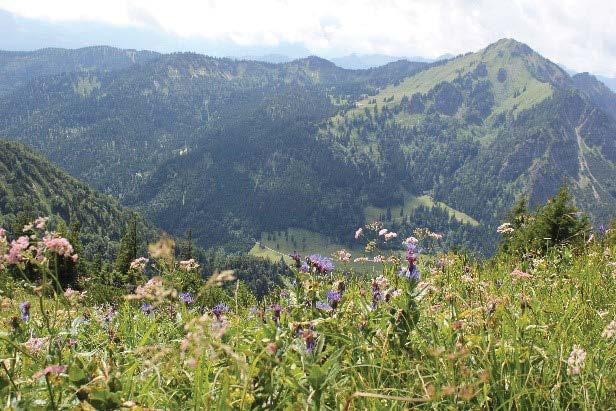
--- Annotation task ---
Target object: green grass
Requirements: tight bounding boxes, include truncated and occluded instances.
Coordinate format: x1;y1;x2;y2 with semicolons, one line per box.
364;193;480;226
2;232;616;409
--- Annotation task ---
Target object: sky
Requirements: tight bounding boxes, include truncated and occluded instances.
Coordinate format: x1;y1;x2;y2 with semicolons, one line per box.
0;0;615;77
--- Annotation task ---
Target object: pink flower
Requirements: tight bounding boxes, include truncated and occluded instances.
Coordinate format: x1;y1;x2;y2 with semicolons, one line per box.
510;269;533;281
378;228;388;236
7;236;29;264
335;249;351;262
33;364;67;379
179;259;200;271
0;228;6;239
403;237;418;245
354;228;363;239
384;232;398;241
130;257;149;271
34;217;49;230
43;235;74;257
23;337;48;354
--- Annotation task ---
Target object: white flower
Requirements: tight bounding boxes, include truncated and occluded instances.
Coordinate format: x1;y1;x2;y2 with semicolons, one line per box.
602;320;616;340
497;223;515;234
567;345;587;376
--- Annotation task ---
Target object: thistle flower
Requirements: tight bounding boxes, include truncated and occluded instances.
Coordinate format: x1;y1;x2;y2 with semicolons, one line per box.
567;345;587;376
212;303;230;321
20;301;31;322
179;292;194;305
271;304;282;323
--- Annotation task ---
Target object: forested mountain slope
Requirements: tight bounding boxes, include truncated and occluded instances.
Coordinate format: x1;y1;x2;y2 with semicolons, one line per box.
0;46;159;95
0;140;156;258
0;39;614;254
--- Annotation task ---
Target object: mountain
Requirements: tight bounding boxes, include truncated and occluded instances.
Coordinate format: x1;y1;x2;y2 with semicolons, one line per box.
572;72;616;120
0;39;614;254
595;75;616;92
0;140;156;258
330;53;453;70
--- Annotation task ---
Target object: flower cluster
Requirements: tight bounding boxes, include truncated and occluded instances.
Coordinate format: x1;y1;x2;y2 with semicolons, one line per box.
497;223;515;234
43;234;77;261
127;277;177;304
179;259;200;271
567;345;587;376
307;254;335;274
130;257;149;271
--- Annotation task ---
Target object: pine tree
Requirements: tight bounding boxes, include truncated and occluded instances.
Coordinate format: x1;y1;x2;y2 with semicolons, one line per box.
114;217;139;275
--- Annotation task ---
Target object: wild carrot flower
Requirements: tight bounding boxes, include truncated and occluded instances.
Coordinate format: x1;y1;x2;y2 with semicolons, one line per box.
130;257;149;271
20;301;31;322
567;345;587;376
179;259;200;271
497;223;514;234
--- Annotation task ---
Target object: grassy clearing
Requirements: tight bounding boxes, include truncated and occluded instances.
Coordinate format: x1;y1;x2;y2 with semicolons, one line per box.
364;193;480;226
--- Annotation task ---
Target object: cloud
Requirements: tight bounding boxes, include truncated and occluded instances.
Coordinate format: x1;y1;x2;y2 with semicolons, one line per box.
0;0;614;76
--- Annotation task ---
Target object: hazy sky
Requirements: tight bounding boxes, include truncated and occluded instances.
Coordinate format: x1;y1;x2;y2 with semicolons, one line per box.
1;0;615;76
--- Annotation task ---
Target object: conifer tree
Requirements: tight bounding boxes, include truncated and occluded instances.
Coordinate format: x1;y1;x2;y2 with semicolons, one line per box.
114;217;139;275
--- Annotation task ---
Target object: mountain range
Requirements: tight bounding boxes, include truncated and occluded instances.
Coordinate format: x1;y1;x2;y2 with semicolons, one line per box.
0;38;614;255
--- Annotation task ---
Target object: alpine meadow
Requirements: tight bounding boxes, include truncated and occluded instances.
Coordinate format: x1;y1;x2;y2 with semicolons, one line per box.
1;1;616;409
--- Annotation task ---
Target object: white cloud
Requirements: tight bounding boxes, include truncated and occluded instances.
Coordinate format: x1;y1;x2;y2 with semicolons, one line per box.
0;0;615;76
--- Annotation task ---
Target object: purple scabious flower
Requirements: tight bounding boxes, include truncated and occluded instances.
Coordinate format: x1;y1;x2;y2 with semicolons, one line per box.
315;301;333;312
399;265;420;282
20;301;31;322
271;304;282;323
141;303;154;315
179;292;194;305
308;254;335;274
326;290;341;309
212;303;230;321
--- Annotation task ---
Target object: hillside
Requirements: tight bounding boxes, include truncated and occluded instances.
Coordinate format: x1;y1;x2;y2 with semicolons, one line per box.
0;46;159;95
0;140;156;258
0;39;614;254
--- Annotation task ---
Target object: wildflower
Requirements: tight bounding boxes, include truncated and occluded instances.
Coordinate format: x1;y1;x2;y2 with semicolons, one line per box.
373;255;385;263
567;345;587;376
64;288;83;303
335;249;351;262
141;303;154;315
148;236;175;263
326;290;341;307
497;223;514;234
289;251;302;268
271;304;282;323
130;257;149;271
384;232;398;241
299;262;310;273
399;266;420;282
179;258;200;271
34;217;49;230
67;338;78;348
602;320;616;340
403;236;418;246
315;301;333;312
353;257;370;263
378;228;388;236
429;232;443;240
20;301;31;322
43;234;75;257
265;342;278;355
7;236;29;264
301;329;317;353
179;292;194;305
33;364;67;379
598;224;606;235
374;275;389;289
452;320;465;331
128;276;177;303
354;228;363;239
0;228;5;239
103;306;116;324
23;337;48;354
510;269;534;281
212;303;229;322
307;254;335;274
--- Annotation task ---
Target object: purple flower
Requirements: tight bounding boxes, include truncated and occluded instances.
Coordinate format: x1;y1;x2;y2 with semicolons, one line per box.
307;254;335;274
271;304;282;323
289;251;302;268
20;301;31;322
326;290;341;309
141;303;154;315
399;265;420;282
103;307;116;324
406;243;418;265
316;301;333;312
301;329;317;353
598;224;606;234
299;262;310;273
179;292;194;305
212;303;230;321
